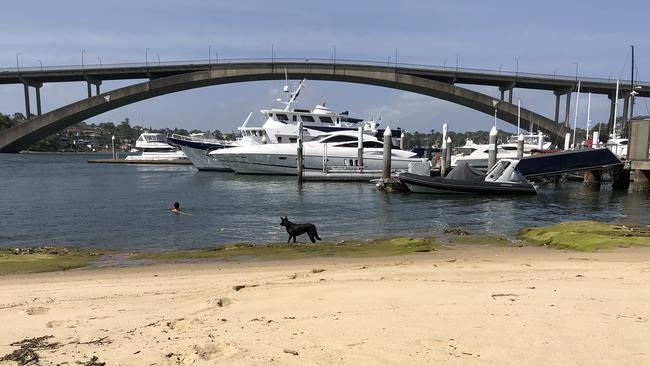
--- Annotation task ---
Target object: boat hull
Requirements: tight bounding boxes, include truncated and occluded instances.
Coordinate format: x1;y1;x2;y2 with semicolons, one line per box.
168;137;233;171
399;173;537;195
215;152;419;175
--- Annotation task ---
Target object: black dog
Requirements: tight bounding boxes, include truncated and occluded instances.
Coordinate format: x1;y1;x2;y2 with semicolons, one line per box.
280;216;321;243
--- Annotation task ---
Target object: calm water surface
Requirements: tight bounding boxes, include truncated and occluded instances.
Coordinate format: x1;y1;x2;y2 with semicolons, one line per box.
1;153;649;251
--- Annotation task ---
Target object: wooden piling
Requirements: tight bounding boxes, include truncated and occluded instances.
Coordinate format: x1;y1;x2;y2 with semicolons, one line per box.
445;137;452;171
357;127;364;168
297;121;304;183
488;126;497;170
516;133;524;159
583;170;602;191
440;136;447;177
382;126;392;180
633;169;650;192
111;135;117;161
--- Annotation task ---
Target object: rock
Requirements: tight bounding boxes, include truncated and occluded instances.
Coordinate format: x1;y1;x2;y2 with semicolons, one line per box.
311;269;325;273
336;240;345;245
232;285;246;291
283;349;299;356
216;298;232;307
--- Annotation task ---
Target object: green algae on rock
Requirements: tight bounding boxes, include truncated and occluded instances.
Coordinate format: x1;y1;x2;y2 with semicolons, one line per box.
517;221;650;251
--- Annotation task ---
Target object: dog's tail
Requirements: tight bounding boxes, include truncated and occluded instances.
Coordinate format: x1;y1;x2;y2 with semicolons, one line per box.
314;229;321;241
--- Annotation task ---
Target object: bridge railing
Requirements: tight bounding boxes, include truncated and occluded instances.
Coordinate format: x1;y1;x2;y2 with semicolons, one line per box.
1;57;647;87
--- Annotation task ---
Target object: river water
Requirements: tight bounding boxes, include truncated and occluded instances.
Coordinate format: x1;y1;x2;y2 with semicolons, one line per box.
1;153;649;251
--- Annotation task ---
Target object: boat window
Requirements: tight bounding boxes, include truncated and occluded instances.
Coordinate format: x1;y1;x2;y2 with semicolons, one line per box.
319;116;334;124
338;143;358;148
292;115;297;122
502;146;517;150
301;115;315;122
363;141;383;148
276;114;289;121
277;137;282;143
289;138;297;143
320;135;358;143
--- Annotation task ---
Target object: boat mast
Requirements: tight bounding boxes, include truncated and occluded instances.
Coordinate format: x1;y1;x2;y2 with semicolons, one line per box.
517;99;521;135
572;81;581;148
629;45;635;125
613;79;620;138
586;92;591;140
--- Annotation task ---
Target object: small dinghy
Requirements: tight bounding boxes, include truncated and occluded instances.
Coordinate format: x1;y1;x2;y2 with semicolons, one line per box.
399;160;537;195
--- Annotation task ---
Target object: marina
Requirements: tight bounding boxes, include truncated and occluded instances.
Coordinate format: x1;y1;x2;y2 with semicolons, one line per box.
3;152;650;251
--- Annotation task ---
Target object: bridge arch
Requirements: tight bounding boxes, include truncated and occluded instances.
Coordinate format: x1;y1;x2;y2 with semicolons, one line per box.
0;63;569;152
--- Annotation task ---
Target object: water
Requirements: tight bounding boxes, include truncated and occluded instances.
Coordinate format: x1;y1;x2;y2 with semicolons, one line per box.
1;153;649;251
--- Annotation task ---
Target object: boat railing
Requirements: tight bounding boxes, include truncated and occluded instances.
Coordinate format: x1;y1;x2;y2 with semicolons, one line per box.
170;133;236;145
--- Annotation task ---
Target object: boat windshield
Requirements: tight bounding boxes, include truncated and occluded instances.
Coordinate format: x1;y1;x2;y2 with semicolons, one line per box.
143;134;167;143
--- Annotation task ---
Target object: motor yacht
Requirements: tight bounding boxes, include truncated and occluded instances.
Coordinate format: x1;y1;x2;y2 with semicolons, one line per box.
171;79;396;171
208;130;421;175
451;134;552;169
167;133;237;171
125;133;187;161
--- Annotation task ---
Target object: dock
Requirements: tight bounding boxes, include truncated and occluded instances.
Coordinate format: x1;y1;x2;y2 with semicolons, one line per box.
88;159;192;165
302;170;383;182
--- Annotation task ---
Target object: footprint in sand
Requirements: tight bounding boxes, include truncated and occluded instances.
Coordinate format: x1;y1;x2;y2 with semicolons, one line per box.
46;320;81;328
192;342;241;361
25;306;49;315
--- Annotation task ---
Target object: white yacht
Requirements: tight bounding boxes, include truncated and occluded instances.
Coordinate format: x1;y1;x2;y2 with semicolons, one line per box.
451;134;552;169
208;130;420;175
171;79;394;170
125;133;188;161
167;133;237;170
606;136;628;159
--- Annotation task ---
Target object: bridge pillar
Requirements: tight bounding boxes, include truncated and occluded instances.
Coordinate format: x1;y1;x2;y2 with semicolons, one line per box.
508;88;513;104
23;83;31;119
564;92;572;127
500;89;505;101
607;93;616;139
35;85;42;116
621;94;630;134
554;93;561;123
499;83;515;103
84;76;102;98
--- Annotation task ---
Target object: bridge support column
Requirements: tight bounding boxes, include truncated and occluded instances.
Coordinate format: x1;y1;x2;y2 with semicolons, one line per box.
633;169;650;192
500;89;505;101
621;94;630;134
554;93;561;123
35;85;42;116
612;168;631;191
607;93;616;140
23;83;31;119
564;92;572;127
84;76;102;98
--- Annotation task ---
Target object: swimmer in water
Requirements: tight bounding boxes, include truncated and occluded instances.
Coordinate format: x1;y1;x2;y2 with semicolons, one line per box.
171;201;181;214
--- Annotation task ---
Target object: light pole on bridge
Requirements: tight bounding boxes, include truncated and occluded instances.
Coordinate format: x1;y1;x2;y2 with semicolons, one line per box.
443;59;447;69
574;62;579;81
498;64;503;76
16;52;22;72
553;68;558;79
208;45;212;65
515;57;519;78
97;57;102;69
145;48;149;67
37;59;43;71
81;50;85;69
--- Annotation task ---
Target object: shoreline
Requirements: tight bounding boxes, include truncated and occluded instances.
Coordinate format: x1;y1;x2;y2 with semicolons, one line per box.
1;245;649;365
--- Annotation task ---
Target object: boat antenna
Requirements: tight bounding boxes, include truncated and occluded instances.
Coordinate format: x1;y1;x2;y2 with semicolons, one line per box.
238;111;253;130
282;78;305;111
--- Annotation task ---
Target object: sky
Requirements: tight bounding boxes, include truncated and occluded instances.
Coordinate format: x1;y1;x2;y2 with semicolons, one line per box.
1;0;649;134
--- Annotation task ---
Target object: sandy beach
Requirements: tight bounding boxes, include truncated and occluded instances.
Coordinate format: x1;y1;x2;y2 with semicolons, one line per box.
1;245;650;365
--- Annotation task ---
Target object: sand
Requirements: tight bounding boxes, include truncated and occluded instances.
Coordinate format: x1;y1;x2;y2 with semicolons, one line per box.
1;245;649;365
